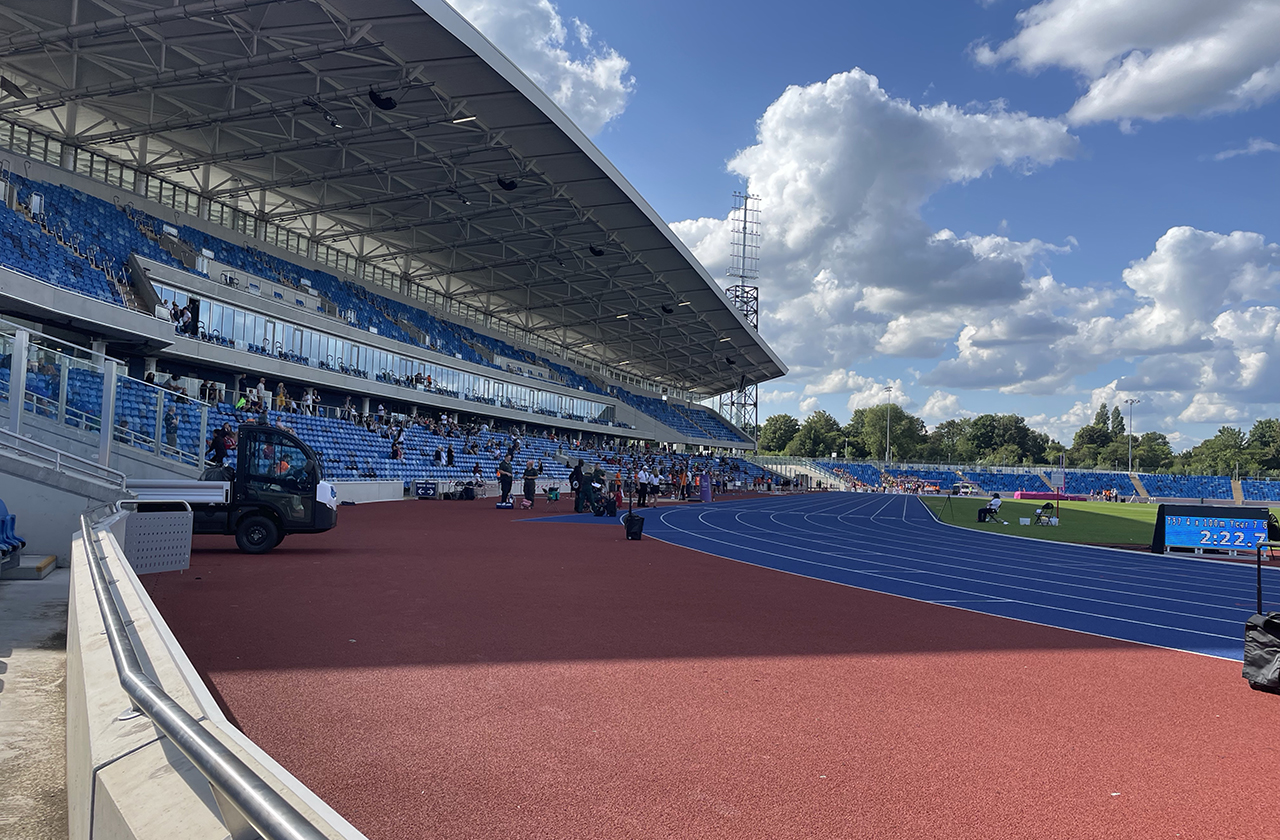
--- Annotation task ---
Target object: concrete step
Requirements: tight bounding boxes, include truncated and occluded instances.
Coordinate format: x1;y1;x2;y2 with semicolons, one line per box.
1;553;57;580
1232;479;1245;504
1131;473;1150;498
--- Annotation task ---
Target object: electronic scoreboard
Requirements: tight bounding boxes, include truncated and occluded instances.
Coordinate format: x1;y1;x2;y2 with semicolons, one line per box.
1151;504;1276;554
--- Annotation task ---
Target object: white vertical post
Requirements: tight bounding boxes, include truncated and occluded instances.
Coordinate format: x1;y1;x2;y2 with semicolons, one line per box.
99;360;117;467
57;362;68;425
9;329;28;435
154;389;165;454
198;405;208;468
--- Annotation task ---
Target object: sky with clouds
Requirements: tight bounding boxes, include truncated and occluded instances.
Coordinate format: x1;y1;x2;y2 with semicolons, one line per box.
445;0;1280;448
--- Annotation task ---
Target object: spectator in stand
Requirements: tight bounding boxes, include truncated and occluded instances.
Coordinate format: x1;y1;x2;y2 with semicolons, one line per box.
254;378;267;410
163;406;179;451
341;395;354;422
446;444;455;467
302;388;314;415
207;423;233;466
114;418;131;445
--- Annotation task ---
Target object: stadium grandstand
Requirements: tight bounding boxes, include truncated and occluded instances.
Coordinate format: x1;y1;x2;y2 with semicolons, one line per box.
0;0;786;484
3;3;1276;840
0;1;795;837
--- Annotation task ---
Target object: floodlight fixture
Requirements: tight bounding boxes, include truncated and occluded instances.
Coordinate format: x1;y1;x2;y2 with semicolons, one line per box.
589;244;606;257
497;177;519;191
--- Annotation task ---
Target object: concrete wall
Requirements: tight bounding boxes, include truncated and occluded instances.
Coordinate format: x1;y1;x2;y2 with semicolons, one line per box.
331;480;403;504
0;455;125;563
66;522;368;840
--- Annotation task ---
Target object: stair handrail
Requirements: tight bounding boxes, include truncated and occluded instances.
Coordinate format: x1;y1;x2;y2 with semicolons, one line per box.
0;427;126;489
78;512;333;840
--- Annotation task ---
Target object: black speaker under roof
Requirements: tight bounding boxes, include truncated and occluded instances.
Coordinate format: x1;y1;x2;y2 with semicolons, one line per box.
368;90;398;111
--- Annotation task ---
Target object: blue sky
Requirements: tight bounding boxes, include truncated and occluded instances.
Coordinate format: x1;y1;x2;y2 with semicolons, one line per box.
447;0;1280;449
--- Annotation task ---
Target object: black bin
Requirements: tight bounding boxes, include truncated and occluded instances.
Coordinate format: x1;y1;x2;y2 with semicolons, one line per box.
624;512;644;540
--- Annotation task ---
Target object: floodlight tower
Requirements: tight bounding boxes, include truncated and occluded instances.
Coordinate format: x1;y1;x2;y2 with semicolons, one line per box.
721;192;761;441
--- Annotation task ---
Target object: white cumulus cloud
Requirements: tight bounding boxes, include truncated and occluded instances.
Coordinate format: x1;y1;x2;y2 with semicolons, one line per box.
446;0;635;135
671;67;1077;389
975;0;1280;125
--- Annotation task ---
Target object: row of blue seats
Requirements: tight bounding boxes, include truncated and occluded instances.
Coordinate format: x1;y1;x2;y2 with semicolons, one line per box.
9;173;746;442
962;472;1049;493
1141;473;1232;499
0;498;26;556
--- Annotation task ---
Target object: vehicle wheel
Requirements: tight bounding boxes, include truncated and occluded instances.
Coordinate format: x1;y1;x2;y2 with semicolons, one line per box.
235;515;278;554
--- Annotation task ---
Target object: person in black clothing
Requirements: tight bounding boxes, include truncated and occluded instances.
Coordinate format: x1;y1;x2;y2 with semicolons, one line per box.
570;459;585;513
521;459;541;508
446;444;455;467
207;423;233;466
497;457;514;504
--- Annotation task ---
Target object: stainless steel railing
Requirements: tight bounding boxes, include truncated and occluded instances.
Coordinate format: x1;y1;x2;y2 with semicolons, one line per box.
79;511;331;840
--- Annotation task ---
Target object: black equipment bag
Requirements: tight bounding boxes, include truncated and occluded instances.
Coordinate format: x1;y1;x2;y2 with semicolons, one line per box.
624;512;644;541
462;486;476;501
1244;543;1280;693
977;509;988;523
604;497;617;517
1244;613;1280;693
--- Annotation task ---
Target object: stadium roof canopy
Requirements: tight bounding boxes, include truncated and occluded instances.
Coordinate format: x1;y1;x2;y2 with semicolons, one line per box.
0;0;786;396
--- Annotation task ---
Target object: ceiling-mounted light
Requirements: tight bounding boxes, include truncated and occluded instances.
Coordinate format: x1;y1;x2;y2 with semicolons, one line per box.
589;244;606;257
616;314;629;319
661;304;674;315
719;337;731;342
448;188;471;206
497;177;518;191
726;357;737;365
368;90;398;111
678;301;692;306
451;115;477;124
555;256;566;267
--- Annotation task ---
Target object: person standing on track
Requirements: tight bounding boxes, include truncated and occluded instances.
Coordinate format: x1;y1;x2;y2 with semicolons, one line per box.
497;456;514;505
521;459;540;508
570;459;585;512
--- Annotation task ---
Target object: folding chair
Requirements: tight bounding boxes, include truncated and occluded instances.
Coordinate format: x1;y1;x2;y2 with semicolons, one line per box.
544;486;561;512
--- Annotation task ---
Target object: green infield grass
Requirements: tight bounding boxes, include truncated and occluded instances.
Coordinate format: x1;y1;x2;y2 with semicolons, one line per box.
919;496;1160;546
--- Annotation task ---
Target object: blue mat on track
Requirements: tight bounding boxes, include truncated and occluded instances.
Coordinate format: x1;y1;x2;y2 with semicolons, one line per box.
547;493;1268;661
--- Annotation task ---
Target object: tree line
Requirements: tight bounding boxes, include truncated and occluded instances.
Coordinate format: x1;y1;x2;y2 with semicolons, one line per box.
755;402;1280;476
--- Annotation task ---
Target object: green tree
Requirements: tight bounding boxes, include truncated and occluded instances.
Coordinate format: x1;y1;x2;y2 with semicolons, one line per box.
1134;431;1174;471
757;414;800;453
1110;406;1125;437
859;403;926;462
1072;423;1111;450
1247;418;1280;471
842;411;870;459
784;410;844;457
1093;402;1110;428
928;418;972;463
1180;426;1251;476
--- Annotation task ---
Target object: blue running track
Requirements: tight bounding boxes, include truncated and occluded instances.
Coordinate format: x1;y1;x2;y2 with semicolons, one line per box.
562;493;1273;660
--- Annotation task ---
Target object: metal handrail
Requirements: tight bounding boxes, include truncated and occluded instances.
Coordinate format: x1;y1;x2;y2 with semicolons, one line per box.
79;512;329;840
0;427;126;488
